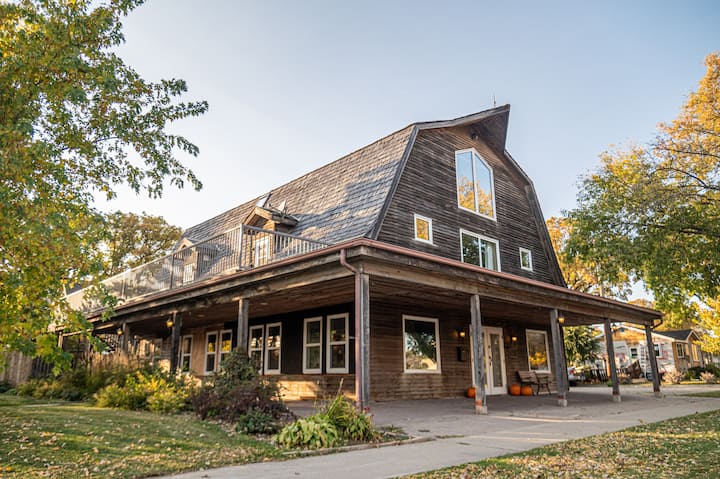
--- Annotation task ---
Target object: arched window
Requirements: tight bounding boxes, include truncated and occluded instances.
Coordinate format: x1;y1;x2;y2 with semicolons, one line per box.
455;149;496;219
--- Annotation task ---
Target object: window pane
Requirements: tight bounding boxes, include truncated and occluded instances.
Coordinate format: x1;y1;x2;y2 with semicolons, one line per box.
481;240;498;271
267;349;280;370
527;331;548;371
404;319;438;371
250;350;262;368
330;317;346;342
473;154;494;216
306;321;321;344
330;344;346;369
206;333;217;353
221;332;232;352
205;353;215;372
182;337;192;354
306;345;321;370
267;326;281;348
250;328;263;349
461;233;480;266
456;151;475;210
181;356;191;372
415;217;430;241
520;250;531;269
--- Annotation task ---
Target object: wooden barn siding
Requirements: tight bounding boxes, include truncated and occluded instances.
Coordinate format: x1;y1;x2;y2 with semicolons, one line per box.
377;126;558;285
369;300;557;400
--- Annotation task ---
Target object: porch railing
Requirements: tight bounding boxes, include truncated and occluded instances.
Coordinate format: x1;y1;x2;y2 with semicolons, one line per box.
66;225;329;313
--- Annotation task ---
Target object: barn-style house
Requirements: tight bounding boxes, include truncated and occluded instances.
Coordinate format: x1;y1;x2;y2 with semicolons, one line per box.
67;105;663;412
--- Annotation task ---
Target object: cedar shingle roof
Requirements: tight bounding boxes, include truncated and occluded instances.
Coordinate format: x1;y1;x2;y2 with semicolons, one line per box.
180;125;416;245
657;329;694;341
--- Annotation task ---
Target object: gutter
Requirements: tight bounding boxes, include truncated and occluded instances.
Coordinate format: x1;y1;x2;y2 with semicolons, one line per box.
339;248;367;410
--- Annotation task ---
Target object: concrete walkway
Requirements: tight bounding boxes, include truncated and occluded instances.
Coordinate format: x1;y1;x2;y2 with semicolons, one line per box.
162;385;720;479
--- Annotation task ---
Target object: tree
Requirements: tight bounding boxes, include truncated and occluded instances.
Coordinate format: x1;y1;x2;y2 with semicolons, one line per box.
568;53;720;319
563;326;600;367
546;216;631;299
103;211;182;277
0;0;207;369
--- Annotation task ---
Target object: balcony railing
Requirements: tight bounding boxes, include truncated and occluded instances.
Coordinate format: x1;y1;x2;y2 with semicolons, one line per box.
66;225;329;313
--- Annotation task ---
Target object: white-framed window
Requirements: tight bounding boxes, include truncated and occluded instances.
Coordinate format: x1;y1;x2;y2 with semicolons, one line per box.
460;229;500;271
204;331;218;374
180;335;193;372
327;313;349;373
654;344;661;357
248;325;264;371
303;317;323;374
219;329;233;367
676;342;686;358
413;214;433;244
630;347;638;360
264;322;282;375
455;148;496;220
526;329;551;372
519;247;533;271
403;315;441;373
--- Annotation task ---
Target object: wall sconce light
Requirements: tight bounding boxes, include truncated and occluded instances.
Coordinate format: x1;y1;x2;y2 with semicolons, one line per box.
504;334;518;348
116;327;123;336
558;314;566;325
458;329;467;339
166;318;175;329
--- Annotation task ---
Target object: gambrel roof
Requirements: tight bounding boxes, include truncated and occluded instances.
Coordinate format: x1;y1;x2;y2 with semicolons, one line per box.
178;105;563;284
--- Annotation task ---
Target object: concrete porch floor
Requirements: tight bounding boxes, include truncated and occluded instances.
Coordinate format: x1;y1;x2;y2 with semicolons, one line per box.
165;384;720;479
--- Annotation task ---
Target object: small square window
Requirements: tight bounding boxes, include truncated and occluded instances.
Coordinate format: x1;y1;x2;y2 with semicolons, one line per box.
413;214;433;244
519;248;533;271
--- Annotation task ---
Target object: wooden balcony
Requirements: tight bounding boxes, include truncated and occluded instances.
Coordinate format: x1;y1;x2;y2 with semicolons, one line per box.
66;225;329;313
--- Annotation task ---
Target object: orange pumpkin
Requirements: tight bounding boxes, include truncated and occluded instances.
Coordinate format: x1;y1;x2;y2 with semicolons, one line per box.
520;385;533;396
466;386;476;398
509;384;521;396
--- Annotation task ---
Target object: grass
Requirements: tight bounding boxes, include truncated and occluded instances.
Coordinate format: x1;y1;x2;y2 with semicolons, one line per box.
402;409;720;479
0;394;280;478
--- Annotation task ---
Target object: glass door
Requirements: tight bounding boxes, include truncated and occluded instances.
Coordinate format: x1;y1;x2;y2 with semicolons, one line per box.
470;325;507;395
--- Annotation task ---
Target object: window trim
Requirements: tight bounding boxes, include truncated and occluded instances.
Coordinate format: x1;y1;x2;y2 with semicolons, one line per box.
413;213;434;245
326;313;350;374
676;342;686;358
204;331;219;375
455;148;497;221
526;329;551;373
459;229;501;272
264;322;282;375
402;315;442;374
303;317;323;374
219;329;233;368
519;247;533;272
248;325;265;372
180;335;193;373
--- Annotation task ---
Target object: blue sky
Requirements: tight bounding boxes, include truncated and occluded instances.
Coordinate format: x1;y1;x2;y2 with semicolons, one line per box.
101;0;720;233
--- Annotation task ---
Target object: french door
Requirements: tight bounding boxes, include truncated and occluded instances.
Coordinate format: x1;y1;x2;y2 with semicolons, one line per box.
470;325;507;395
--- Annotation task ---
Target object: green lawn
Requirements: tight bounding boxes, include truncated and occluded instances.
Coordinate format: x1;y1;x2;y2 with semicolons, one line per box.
684;390;720;398
403;409;720;479
0;394;280;478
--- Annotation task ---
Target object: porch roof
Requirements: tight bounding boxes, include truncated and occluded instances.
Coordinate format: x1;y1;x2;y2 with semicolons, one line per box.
90;238;661;333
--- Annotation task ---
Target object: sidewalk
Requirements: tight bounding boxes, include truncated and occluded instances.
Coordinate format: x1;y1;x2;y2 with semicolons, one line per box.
160;385;720;479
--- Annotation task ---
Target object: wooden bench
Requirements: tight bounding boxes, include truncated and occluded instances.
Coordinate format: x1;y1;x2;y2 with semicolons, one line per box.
517;371;552;395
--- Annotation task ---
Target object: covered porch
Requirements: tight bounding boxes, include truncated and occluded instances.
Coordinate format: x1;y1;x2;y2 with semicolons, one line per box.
84;239;663;413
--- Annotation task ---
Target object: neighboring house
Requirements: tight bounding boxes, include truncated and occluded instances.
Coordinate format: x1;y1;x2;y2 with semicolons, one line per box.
65;105;661;410
598;325;709;376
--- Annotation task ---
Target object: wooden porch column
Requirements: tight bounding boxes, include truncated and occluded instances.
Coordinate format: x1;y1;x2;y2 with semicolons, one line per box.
237;298;249;353
644;324;662;398
470;294;487;415
121;321;129;352
550;309;568;407
169;312;181;373
355;272;371;411
603;318;621;402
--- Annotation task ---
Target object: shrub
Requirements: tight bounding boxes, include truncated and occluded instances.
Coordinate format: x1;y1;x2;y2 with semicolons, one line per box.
191;349;292;427
94;367;190;413
0;381;14;394
700;372;718;384
236;408;280;434
15;366;129;401
321;394;377;442
663;370;684;384
275;414;340;450
686;365;720;380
